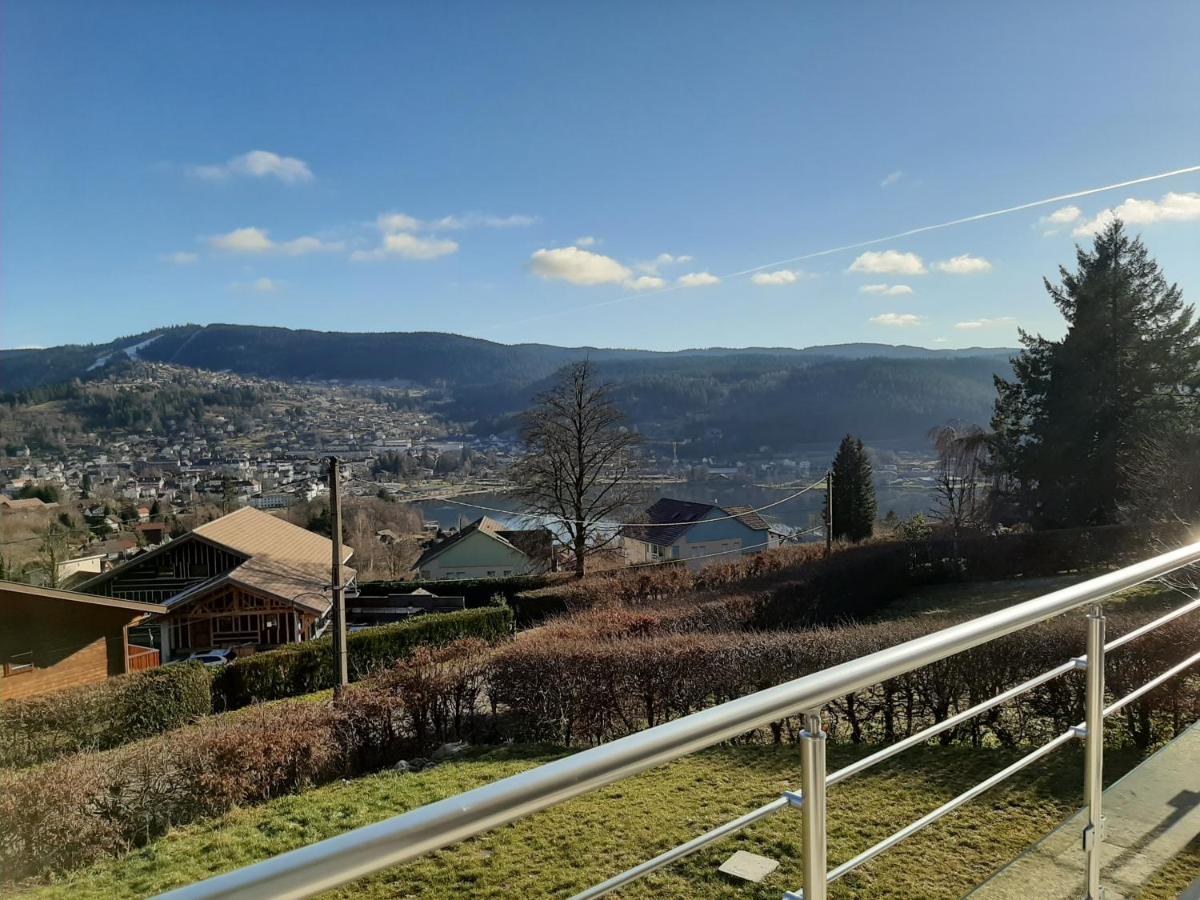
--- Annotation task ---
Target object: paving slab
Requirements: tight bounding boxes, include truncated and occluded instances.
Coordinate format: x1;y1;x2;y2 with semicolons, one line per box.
969;722;1200;900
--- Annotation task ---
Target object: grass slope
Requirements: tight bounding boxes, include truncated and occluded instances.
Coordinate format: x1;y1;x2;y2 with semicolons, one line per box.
11;742;1193;899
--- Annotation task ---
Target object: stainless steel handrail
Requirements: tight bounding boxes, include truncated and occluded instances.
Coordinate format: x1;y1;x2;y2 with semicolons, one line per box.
160;540;1200;900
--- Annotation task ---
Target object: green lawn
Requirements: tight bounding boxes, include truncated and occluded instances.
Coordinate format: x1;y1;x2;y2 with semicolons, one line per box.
10;742;1194;899
878;575;1179;621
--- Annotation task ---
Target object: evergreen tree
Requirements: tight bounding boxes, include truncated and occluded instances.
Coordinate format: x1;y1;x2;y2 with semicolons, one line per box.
991;221;1200;526
830;434;877;542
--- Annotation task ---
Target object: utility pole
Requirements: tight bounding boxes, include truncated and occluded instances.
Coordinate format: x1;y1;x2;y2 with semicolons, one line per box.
328;456;349;695
825;469;834;556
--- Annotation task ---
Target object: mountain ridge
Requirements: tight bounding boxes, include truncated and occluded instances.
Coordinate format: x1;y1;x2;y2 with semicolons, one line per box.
0;323;1016;392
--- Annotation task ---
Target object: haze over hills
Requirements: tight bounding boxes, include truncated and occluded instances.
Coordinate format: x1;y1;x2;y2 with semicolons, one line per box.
0;324;1018;448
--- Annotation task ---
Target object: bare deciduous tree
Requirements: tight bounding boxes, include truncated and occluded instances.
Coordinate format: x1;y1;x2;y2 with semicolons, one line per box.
511;361;642;577
929;423;990;552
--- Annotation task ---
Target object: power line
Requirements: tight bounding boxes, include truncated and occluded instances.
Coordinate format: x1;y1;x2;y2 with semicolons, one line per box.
495;162;1200;329
355;475;827;528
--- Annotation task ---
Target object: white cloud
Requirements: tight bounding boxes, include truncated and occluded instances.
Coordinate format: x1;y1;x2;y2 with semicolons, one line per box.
209;227;342;255
1039;205;1083;236
932;337;949;344
190;150;313;184
1044;205;1081;225
352;232;459;261
848;250;927;276
880;170;903;188
1073;192;1200;237
210;227;275;253
954;317;1017;330
230;276;283;293
624;275;665;291
378;212;423;232
677;272;720;288
859;283;913;296
436;213;538;229
160;251;198;265
528;246;632;285
377;211;537;233
635;252;693;275
575;236;598;247
870;312;923;327
751;269;804;286
935;254;993;274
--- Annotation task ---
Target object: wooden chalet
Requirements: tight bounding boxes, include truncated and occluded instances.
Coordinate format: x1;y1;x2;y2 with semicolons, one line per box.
80;507;355;660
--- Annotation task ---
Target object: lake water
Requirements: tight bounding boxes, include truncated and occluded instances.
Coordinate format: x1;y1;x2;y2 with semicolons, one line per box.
413;480;938;536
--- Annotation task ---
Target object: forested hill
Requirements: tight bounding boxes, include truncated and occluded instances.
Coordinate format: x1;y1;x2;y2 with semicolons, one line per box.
0;324;1016;447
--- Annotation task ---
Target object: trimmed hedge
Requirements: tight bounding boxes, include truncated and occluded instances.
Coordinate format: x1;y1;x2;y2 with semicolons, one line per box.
0;662;212;768
0;640;492;881
357;574;566;609
210;606;513;709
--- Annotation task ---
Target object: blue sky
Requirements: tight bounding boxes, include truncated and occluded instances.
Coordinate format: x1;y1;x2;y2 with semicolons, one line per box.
3;1;1199;351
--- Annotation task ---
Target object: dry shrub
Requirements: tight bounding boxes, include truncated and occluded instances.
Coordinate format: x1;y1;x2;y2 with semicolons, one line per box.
0;638;496;883
0;754;125;879
488;609;1200;750
367;639;491;748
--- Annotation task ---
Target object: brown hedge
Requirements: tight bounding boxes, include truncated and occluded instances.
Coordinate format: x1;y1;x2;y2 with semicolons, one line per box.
488;610;1200;749
0;640;492;882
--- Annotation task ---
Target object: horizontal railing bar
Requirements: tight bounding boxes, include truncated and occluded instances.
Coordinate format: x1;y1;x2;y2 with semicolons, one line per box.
827;658;1076;787
790;729;1078;899
579;657;1079;898
1103;647;1200;718
1105;593;1200;653
569;797;789;900
159;540;1200;900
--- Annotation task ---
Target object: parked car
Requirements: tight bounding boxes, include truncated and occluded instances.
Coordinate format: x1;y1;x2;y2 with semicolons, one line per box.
185;648;237;667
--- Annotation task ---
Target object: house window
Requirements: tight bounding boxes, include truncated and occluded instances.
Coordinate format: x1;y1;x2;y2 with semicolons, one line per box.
3;651;34;676
171;619;192;650
487;571;496;577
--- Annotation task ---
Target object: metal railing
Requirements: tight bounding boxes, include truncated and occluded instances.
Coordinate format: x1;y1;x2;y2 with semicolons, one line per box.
161;540;1200;900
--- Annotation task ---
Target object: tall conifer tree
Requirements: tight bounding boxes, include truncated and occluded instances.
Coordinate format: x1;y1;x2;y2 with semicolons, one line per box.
831;434;877;541
991;221;1200;526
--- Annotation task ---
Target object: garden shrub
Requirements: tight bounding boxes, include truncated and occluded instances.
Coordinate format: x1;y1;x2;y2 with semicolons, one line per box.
210;606;513;710
0;662;211;768
0;639;493;882
357;574;566;608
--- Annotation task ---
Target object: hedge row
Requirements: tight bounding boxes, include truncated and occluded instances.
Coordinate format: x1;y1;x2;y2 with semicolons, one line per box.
0;663;212;768
210;606;513;709
0;641;491;881
4;606;1196;881
490;609;1200;749
358;573;566;608
512;523;1189;629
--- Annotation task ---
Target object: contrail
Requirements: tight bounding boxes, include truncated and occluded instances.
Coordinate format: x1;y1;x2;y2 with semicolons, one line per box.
493;163;1200;330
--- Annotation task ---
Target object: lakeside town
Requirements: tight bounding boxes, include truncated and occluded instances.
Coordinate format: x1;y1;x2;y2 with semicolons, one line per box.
1;359;948;586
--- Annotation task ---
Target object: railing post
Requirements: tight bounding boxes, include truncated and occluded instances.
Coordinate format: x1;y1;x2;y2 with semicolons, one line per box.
799;708;827;900
1083;603;1106;899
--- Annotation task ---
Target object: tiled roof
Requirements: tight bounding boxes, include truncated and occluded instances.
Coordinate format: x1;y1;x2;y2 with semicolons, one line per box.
84;507;354;615
618;498;715;546
415;515;548;568
619;498;771;547
720;505;771;532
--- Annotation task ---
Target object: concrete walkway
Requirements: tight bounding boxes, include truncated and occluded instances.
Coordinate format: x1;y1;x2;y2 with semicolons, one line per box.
970;722;1200;899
